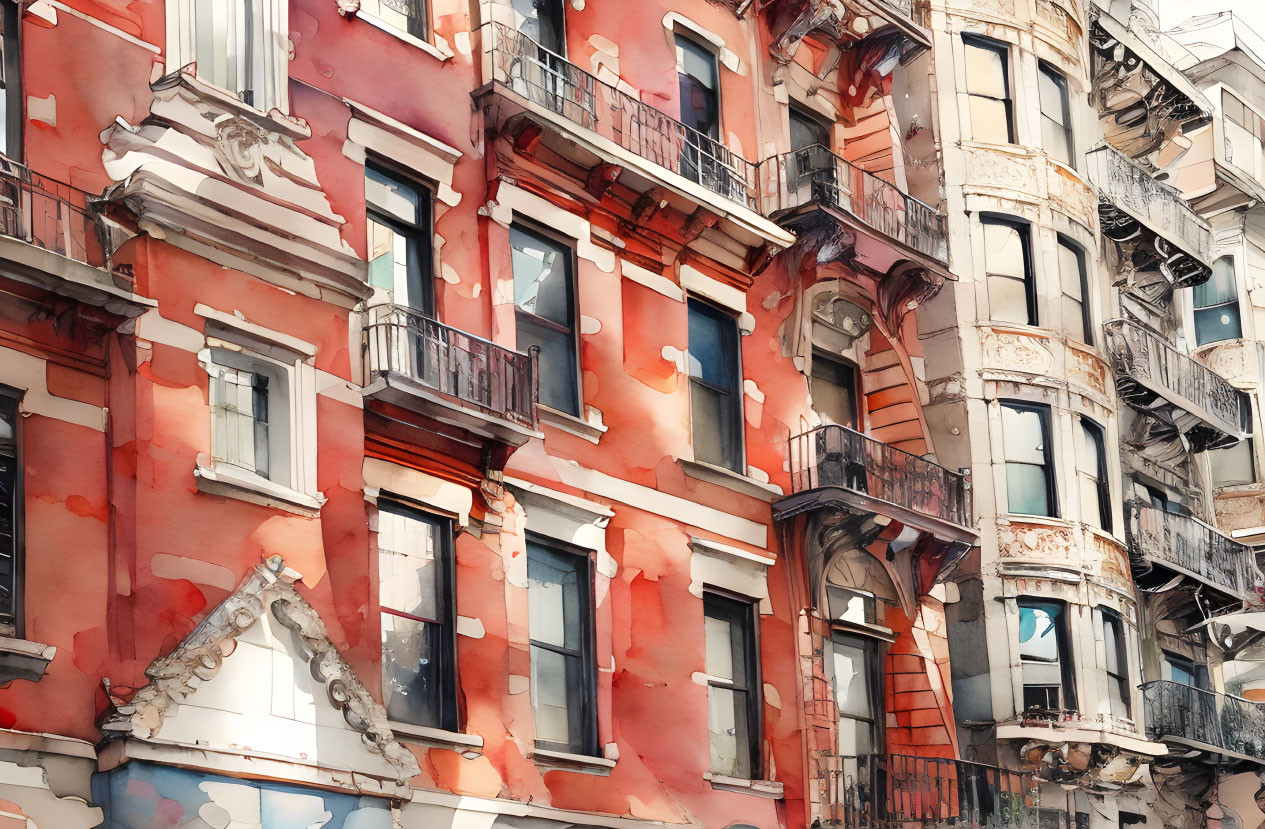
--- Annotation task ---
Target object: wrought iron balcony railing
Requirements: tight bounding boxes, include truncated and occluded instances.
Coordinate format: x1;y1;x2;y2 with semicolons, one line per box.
1126;501;1254;599
822;754;1068;828
774;145;948;263
485;22;759;210
0;156;105;268
1143;680;1265;764
1086;145;1212;283
1103;319;1251;449
362;304;538;429
787;425;970;528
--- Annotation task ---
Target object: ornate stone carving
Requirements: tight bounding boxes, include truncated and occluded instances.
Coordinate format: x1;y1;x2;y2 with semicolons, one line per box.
1197;341;1256;390
1067;346;1111;399
997;521;1076;565
100;558;420;782
962;147;1039;195
981;329;1056;376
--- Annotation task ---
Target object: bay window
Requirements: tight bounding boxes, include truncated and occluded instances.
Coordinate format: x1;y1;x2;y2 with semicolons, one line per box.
1018;599;1075;713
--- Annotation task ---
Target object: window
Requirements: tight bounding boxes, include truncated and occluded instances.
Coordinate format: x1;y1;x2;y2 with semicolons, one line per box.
704;592;761;779
964;36;1013;144
0;388;19;634
1223;90;1265;183
789;106;830;153
676;34;720;187
983;218;1035;326
810;350;859;429
1077;419;1111;532
1163;654;1203;688
1039;63;1073;167
366;164;433;313
512;0;565;54
832;634;880;754
527;540;596;755
688;298;744;472
1017;599;1075;712
1058;237;1092;344
1102;610;1129;719
1002;402;1057;517
378;501;457;731
359;0;428;40
169;0;287;111
0;1;19;159
1193;256;1243;345
208;349;290;488
511;224;579;416
1209;438;1256;488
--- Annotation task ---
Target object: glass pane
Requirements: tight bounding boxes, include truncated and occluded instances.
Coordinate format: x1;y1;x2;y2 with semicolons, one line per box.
708;685;748;776
516;318;578;415
984;221;1025;278
969;97;1011;143
1078;422;1102;476
531;645;573;745
688;300;737;389
1209;440;1256;487
1059;242;1084;300
1042;117;1071;165
1166;658;1196;686
1193;304;1243;345
511;226;573;327
691;381;738;470
512;0;564;54
1018;603;1061;663
676;36;719;139
527;543;582;651
1079;475;1103;530
382;613;443;726
378;507;442;621
989;275;1030;324
811;355;858;428
1103;616;1121;675
837;716;871;755
1002;405;1048;466
965;41;1007;98
1039;69;1068;127
790;109;829;153
705;615;735;681
1063;295;1087;343
832;639;872;719
1196;258;1238;307
366;167;421;225
1007;464;1052;516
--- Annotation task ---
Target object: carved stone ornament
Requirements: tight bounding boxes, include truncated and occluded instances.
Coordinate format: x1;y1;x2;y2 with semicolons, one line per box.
213;117;268;184
336;0;362;15
981;329;1056;376
100;558;421;782
1067;346;1111;399
996;520;1076;565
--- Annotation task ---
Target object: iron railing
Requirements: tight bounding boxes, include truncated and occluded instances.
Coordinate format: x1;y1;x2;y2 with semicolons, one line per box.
0;156;105;268
1126;501;1254;598
1103;320;1251;448
1086;145;1212;270
1143;680;1265;763
485;22;759;209
822;754;1069;828
362;304;538;429
776;145;948;262
788;425;970;527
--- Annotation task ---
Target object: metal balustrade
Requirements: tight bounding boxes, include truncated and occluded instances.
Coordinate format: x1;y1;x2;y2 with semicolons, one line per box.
0;156;105;268
1143;680;1265;764
822;754;1066;828
1126;501;1254;599
486;22;759;209
1103;319;1251;448
787;424;969;528
775;144;948;263
362;304;538;429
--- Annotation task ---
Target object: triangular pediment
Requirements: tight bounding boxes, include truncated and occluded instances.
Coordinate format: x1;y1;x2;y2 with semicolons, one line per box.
101;560;418;784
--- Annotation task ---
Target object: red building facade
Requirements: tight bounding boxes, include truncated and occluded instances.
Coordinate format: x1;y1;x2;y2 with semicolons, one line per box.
0;0;973;826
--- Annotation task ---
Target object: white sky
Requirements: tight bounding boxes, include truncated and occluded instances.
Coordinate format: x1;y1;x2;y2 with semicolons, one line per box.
1156;0;1265;33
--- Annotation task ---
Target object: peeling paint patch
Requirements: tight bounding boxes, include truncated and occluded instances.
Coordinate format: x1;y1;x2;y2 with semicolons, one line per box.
456;616;485;639
743;378;765;404
580;315;602;335
150;554;237;591
27;93;55;127
661;345;686;374
764;683;782;709
508;675;530;695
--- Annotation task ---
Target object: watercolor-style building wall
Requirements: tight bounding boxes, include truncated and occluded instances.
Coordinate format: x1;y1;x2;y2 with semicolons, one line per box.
0;0;978;827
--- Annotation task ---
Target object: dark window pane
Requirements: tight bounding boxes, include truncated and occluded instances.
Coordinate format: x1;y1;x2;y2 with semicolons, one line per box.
512;0;565;54
676;35;719;139
691;382;739;470
1019;601;1065;709
527;542;593;755
516;317;579;415
790;107;829;153
689;299;742;471
810;352;858;428
511;226;573;326
0;393;15;628
382;614;445;725
1209;439;1256;487
705;593;759;779
527;542;582;652
1194;258;1242;345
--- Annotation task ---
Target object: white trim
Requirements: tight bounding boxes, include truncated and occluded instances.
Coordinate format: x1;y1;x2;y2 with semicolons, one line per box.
703;773;785;798
355;10;454;62
38;1;161;53
388;721;484;752
620;259;683;302
537;405;608;444
0;346;106;433
0;727;96;760
662;12;741;73
680;265;755;332
194;461;325;515
689;536;775;567
678;458;783;500
194;303;318;357
365;458;473;526
505;476;614;522
401;788;668;828
529;746;617;774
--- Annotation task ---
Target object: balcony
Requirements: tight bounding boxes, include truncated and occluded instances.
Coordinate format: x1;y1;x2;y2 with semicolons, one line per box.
1143;681;1265;766
821;754;1068;828
1103;320;1251;451
1126;501;1255;601
770;145;948;264
777;425;972;543
1087;144;1212;289
479;23;789;250
361;304;539;453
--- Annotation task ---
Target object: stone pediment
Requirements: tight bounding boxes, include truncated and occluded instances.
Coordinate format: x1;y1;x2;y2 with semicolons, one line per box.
101;68;369;307
100;558;419;786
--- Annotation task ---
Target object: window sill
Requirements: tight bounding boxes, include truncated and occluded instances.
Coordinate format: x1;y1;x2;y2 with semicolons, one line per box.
703;773;784;799
194;462;325;517
538;405;607;444
677;458;783;501
167;70;305;138
388;721;483;756
355;11;454;62
530;747;616;775
0;637;56;685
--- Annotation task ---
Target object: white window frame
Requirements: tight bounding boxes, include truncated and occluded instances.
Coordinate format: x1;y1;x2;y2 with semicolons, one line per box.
166;0;289;113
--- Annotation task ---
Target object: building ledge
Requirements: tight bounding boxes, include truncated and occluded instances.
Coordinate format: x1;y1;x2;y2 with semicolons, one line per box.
388;721;483;756
0;637;55;686
0;234;154;319
996;721;1167;757
704;773;784;798
364;373;542;448
677;458;783;501
194;462;325;517
539;405;607;444
529;747;616;775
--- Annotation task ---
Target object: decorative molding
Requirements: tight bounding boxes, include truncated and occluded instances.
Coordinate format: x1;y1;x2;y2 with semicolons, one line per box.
100;558;420;782
981;329;1056;377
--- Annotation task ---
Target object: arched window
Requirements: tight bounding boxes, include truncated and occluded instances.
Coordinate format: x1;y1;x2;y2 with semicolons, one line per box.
1193;256;1243;345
